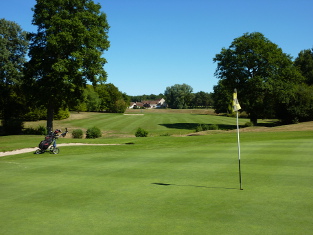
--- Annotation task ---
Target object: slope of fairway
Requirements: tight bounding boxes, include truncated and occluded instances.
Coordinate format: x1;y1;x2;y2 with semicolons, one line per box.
0;131;312;234
24;110;251;137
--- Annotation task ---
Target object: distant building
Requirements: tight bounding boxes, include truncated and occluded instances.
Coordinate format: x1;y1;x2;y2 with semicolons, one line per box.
129;98;166;109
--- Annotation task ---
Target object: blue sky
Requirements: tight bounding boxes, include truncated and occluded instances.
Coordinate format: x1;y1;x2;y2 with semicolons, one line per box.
1;0;312;95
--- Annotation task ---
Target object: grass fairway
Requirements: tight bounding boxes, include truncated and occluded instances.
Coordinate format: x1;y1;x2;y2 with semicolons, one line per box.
1;131;312;234
24;109;251;137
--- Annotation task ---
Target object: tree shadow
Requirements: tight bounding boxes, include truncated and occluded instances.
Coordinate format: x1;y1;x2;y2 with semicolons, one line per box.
159;123;199;130
152;182;237;190
159;123;237;130
159;119;283;131
256;121;282;127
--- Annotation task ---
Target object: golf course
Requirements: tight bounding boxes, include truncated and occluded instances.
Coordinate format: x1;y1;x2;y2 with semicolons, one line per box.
1;109;312;234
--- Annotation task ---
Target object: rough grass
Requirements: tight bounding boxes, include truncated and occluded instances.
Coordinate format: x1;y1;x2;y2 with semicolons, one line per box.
0;131;313;234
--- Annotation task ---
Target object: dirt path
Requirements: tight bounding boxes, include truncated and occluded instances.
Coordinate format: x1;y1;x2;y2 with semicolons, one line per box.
0;143;122;157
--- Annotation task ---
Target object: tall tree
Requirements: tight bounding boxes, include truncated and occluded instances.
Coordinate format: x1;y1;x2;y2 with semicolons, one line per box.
96;83;128;113
0;19;28;134
212;82;231;114
213;32;303;124
294;48;313;85
84;85;100;112
192;91;213;108
26;0;110;132
275;84;313;123
164;84;193;109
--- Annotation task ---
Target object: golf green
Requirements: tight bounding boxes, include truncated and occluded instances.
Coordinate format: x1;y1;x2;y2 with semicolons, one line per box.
0;131;312;234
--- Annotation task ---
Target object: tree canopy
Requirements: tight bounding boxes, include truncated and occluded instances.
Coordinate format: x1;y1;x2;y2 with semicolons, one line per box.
192;91;213;108
96;83;129;113
213;32;304;124
0;19;29;134
294;48;313;85
164;84;193;109
26;0;110;132
130;94;164;102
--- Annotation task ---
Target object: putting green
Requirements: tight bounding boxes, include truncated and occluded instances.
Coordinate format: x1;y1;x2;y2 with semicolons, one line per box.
0;132;312;234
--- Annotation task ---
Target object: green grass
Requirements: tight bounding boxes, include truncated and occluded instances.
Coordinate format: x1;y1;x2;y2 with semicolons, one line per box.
1;131;313;234
24;110;252;137
0;135;48;152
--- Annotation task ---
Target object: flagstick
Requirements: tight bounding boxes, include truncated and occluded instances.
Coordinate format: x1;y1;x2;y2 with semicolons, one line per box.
236;111;243;190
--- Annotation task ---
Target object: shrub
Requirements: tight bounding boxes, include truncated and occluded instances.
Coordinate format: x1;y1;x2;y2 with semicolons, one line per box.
54;108;70;120
23;106;46;121
23;125;46;135
135;127;148;137
239;111;249;118
208;124;219;130
86;126;102;139
245;122;254;127
196;124;219;132
23;111;43;121
195;124;203;132
72;129;83;139
37;125;47;135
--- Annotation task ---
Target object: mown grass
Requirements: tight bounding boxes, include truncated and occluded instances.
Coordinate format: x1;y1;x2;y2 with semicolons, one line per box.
23;109;252;137
0;131;313;234
0;109;274;152
1;111;312;234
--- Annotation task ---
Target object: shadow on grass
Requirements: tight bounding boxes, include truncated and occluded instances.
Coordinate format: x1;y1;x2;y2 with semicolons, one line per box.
256;121;282;127
159;120;282;131
159;123;237;130
152;182;237;190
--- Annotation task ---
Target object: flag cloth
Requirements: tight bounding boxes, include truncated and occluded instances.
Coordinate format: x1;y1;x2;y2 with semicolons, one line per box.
233;89;241;112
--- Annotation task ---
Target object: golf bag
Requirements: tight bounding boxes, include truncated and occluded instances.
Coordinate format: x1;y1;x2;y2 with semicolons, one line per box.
35;128;67;154
39;136;53;150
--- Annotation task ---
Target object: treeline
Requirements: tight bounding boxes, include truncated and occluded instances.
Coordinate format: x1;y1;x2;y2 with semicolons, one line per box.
130;91;213;109
72;84;129;113
129;94;164;102
24;84;129;121
164;84;213;109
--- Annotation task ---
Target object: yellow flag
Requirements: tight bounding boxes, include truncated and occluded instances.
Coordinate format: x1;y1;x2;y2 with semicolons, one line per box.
233;89;241;112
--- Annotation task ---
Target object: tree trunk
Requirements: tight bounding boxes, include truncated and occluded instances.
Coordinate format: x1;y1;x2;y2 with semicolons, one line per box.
250;117;258;126
46;102;54;135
